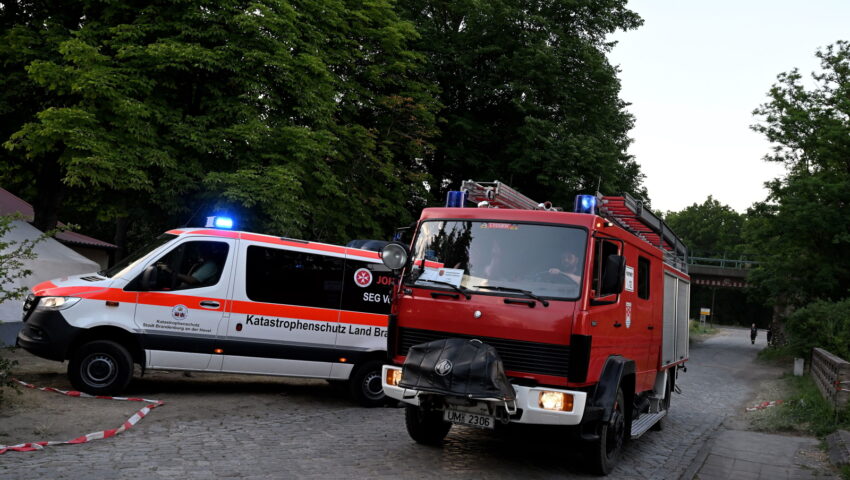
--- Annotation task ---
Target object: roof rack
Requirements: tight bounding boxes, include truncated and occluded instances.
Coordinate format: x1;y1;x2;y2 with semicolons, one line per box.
460;180;559;211
599;193;689;273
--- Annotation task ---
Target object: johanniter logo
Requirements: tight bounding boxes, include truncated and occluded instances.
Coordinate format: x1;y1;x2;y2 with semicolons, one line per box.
435;359;453;376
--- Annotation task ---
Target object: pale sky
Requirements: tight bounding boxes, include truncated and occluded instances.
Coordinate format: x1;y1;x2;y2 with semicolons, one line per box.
609;0;850;213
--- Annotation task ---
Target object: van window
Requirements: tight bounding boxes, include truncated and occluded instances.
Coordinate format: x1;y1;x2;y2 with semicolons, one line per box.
144;240;229;291
637;256;651;300
246;246;344;309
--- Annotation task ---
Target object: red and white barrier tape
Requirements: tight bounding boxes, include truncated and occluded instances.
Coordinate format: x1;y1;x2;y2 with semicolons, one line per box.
745;400;783;412
0;379;164;454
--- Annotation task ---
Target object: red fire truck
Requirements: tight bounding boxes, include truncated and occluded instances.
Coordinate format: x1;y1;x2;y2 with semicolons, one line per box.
379;181;690;474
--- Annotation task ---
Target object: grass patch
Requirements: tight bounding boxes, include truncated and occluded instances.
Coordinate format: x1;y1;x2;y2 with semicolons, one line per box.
749;373;850;437
689;320;717;341
756;345;796;363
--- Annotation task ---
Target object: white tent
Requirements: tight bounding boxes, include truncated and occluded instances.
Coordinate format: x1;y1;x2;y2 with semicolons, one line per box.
0;220;99;345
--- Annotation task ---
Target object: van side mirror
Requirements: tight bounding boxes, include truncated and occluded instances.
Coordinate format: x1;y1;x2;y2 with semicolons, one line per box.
600;254;626;296
141;265;158;290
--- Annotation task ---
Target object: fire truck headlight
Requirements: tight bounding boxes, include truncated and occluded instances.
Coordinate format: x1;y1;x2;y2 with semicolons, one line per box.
538;391;574;412
380;243;408;271
39;296;82;311
386;368;403;387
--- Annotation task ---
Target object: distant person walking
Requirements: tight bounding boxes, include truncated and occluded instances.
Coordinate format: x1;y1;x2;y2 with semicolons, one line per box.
766;326;773;345
750;323;758;344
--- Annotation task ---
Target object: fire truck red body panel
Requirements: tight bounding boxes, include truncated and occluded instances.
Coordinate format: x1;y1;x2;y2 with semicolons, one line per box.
381;183;690;473
391;206;689;392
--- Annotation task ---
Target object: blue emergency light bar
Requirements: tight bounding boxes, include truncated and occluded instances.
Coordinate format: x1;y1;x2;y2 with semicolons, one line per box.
574;195;597;215
205;216;234;229
445;190;466;208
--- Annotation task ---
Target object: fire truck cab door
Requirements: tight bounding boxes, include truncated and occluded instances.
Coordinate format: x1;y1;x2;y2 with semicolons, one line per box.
133;237;236;371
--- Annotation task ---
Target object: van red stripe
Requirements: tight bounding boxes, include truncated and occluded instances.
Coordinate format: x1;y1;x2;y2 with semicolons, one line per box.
230;300;340;322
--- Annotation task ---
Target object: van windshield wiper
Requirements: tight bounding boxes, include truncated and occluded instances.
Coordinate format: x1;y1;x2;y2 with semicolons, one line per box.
473;285;549;307
415;279;471;299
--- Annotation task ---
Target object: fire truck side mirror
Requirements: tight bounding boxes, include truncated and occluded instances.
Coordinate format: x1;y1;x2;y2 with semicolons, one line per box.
380;242;410;272
600;254;626;296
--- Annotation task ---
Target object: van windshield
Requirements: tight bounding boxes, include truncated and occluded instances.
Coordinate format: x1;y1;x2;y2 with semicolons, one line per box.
100;234;177;278
408;220;587;300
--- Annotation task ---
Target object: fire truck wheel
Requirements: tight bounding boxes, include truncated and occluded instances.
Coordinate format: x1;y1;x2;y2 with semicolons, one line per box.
405;406;452;445
68;340;134;396
651;374;673;432
587;387;626;475
349;360;387;407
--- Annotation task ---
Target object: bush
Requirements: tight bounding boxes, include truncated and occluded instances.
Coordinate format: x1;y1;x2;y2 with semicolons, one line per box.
0;214;45;405
783;299;850;360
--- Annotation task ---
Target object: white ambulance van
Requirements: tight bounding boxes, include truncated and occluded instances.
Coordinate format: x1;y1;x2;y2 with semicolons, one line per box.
17;222;394;406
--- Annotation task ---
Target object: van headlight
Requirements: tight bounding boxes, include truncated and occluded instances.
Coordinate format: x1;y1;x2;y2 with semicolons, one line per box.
38;296;82;310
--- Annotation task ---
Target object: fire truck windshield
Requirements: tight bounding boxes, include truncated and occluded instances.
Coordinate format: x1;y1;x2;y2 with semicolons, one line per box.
408;220;587;300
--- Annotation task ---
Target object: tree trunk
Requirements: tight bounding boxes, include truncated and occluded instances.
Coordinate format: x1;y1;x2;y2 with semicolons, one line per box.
113;216;129;263
32;154;65;233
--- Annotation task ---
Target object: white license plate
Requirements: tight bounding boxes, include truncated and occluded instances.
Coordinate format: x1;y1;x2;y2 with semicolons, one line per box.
443;409;495;429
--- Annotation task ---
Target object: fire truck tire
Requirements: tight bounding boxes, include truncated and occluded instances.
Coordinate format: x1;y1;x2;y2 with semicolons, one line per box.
587;387;626;475
348;360;387;407
405;406;452;445
68;340;134;396
651;373;673;432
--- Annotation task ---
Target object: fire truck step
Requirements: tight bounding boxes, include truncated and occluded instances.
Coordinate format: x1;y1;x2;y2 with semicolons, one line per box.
630;410;666;439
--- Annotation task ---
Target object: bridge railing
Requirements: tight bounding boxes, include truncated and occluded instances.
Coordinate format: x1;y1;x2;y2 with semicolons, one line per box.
688;256;759;269
811;348;850;411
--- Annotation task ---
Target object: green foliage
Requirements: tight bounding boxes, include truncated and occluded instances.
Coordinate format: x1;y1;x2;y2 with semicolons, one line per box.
750;374;850;438
664;196;745;258
0;214;46;404
396;0;646;206
1;0;438;245
782;299;850;360
748;41;850;306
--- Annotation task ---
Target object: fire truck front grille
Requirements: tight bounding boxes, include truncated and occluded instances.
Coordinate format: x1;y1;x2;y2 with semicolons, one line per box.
398;327;570;378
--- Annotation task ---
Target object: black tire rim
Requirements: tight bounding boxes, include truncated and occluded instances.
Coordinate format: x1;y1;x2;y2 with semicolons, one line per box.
82;353;118;388
361;369;384;401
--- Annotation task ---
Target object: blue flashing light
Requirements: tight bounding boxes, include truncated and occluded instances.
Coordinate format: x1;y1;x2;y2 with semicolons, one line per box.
445;190;466;208
574;195;597;215
205;216;235;229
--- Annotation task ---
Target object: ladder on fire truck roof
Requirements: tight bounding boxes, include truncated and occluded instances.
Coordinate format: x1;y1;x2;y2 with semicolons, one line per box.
599;193;689;273
461;180;559;211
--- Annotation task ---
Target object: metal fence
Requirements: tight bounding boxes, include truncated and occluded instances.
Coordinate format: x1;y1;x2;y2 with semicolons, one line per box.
687;256;759;269
811;347;850;410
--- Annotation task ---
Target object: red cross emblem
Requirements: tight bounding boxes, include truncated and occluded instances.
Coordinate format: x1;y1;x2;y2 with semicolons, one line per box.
354;268;373;288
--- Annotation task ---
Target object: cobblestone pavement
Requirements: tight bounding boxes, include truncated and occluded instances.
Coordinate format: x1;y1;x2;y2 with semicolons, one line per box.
0;328;782;479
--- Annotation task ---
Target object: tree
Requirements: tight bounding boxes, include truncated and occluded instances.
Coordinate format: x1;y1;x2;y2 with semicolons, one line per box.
664;196;745;258
747;41;850;307
396;0;646;207
1;1;438;250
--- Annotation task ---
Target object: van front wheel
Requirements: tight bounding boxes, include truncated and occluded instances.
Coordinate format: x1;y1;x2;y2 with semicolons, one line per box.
348;360;386;407
68;340;134;396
